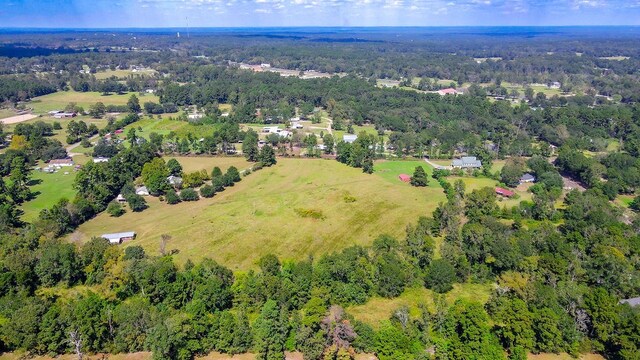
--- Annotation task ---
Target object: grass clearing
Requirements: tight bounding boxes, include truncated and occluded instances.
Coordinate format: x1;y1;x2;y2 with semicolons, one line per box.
72;158;446;270
28;91;160;114
0;109;17;120
20;167;78;222
347;283;493;328
94;69;157;80
126;117;215;139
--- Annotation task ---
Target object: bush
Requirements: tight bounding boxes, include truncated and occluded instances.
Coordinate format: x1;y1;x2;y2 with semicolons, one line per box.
166;190;181;204
200;184;216;198
126;194;148;212
425;259;456;293
226;166;241;183
212;177;226;192
106;202;125;217
180;188;199;201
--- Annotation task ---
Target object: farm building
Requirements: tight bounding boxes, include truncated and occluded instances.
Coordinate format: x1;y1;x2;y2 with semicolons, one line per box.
53;112;77;119
495;187;515;198
343;134;357;143
101;231;136;244
48;158;74;167
520;173;536;183
398;174;411;183
48;110;62;116
135;186;150;196
451;156;482;169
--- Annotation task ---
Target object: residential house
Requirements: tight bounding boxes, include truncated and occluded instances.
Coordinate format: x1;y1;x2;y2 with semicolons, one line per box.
520;173;536;183
451;156;482;169
495;187;515;198
53;112;77;119
48;158;74;167
101;231;136;244
437;88;459;96
116;194;127;203
343;134;357;144
93;157;110;163
620;297;640;307
167;175;183;187
135;186;150;196
262;126;280;133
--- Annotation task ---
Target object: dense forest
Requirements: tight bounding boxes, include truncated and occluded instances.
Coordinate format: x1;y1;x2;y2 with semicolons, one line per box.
0;28;639;360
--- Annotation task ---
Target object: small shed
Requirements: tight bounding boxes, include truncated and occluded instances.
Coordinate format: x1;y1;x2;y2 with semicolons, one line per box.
101;231;136;244
93;157;110;163
116;194;127;203
495;187;515;198
398;174;411;183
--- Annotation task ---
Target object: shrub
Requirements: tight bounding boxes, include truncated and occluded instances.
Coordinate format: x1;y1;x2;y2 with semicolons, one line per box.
126;194;147;212
425;259;456;293
200;184;216;198
166;190;181;204
180;188;199;201
294;208;325;220
106;202;125;217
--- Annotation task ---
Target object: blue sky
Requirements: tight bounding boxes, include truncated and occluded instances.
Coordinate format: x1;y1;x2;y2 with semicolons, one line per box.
1;0;640;27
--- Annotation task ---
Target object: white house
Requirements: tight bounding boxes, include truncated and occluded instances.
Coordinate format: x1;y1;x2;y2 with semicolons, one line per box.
188;113;204;120
101;231;136;244
262;126;280;133
135;186;150;196
48;158;74;167
53;112;76;119
343;134;357;144
93;157;110;163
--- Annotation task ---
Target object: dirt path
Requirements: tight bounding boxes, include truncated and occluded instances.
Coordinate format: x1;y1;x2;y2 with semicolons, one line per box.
66;134;99;157
424;157;451;170
0;114;38;124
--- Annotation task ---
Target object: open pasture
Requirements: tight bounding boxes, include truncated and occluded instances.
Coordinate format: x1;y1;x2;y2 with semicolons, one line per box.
28;91;160;114
72;158;446;269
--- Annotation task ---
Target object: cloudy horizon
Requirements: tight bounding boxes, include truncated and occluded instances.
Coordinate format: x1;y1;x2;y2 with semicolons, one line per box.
1;0;640;28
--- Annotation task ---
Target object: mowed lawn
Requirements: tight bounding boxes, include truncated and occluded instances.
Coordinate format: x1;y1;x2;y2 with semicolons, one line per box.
164;156;252;173
29;91;160;114
72;158;446;270
21;168;77;221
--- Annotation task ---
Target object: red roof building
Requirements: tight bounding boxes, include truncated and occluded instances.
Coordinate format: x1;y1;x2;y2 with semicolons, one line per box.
495;187;515;197
399;174;411;183
437;88;459;96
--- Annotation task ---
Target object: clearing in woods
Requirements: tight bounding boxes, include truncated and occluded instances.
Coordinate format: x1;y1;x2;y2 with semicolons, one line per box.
28;91;160;114
72;158;447;269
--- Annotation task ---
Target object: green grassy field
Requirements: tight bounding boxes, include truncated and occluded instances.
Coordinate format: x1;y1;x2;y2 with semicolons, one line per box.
164;156;252;173
333;125;387;143
0;109;16;120
94;69;157;80
28;91;160;114
21;168;78;221
72;158;447;270
373;160;440;188
347;283;493;328
126;117;216;139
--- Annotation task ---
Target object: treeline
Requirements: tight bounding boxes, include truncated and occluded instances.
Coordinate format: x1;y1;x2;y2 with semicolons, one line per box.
0;180;638;359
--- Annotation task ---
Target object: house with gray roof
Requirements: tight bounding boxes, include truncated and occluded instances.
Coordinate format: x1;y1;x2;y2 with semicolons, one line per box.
451;156;482;169
101;231;136;244
620;297;640;307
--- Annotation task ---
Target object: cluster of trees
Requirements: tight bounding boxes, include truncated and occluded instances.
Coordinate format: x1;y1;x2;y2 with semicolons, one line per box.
1;180;638;359
65;119;98;144
336;132;384;173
